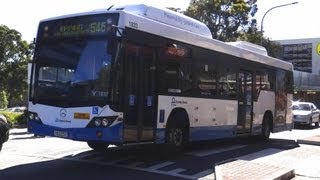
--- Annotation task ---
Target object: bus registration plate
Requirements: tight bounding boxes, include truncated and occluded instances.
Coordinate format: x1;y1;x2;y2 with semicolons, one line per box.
54;130;68;138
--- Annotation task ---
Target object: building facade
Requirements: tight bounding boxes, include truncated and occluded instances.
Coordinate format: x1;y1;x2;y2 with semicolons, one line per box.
277;38;320;104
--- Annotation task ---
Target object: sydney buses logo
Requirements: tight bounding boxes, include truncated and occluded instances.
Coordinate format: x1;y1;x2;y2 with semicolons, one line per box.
171;97;187;107
60;109;67;118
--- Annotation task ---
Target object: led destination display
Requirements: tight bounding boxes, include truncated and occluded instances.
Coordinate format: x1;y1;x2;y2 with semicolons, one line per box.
37;13;119;40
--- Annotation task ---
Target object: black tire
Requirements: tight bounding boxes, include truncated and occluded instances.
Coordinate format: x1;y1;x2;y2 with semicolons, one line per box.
166;126;187;150
315;122;319;127
261;115;271;141
87;142;109;152
0;134;3;151
309;118;313;128
4;129;9;142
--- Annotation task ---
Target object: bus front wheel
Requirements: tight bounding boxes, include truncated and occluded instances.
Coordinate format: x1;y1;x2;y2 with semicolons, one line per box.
87;142;109;152
166;126;187;150
261;116;271;141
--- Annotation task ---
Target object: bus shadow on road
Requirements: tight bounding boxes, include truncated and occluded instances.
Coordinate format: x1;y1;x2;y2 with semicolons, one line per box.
0;158;180;180
0;138;301;180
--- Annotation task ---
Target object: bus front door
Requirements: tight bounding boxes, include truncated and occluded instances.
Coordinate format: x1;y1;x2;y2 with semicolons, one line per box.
123;43;157;143
237;71;253;134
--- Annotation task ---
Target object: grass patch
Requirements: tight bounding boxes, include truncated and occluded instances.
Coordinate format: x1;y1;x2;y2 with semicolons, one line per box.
0;110;26;127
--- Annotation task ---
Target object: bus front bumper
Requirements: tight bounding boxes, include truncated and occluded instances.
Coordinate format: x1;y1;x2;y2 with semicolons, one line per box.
28;120;123;143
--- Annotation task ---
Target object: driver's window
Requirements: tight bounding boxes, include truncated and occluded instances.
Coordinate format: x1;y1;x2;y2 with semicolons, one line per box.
39;67;74;83
39;67;57;82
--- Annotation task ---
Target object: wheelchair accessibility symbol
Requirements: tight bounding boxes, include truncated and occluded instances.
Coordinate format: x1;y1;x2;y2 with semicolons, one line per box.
92;107;99;114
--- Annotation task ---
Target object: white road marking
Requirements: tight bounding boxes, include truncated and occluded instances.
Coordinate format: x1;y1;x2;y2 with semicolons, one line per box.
166;168;186;174
147;161;174;170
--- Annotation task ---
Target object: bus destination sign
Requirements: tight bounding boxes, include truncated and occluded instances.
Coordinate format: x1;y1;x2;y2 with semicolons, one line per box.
38;13;119;40
54;21;108;37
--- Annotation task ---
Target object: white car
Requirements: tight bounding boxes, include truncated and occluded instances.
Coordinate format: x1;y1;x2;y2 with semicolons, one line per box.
5;106;26;113
292;102;320;127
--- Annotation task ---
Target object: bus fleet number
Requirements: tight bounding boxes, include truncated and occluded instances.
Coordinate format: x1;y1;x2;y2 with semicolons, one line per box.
129;21;138;29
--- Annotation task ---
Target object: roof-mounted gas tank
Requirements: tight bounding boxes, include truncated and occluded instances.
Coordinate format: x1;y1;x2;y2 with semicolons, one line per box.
227;41;268;56
110;4;213;39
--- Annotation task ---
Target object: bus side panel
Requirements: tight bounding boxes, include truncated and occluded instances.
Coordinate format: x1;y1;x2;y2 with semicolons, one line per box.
156;95;238;143
252;91;275;135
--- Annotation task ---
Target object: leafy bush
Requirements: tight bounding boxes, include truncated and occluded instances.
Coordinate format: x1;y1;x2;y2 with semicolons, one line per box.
0;91;8;109
0;110;26;127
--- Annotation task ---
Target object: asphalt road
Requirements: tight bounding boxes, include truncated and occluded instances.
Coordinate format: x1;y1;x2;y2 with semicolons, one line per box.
0;127;319;180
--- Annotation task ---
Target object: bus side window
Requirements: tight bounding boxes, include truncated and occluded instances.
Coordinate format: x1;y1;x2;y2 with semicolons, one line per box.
255;72;261;98
218;68;237;98
180;63;193;94
194;64;217;97
166;63;180;91
261;72;272;91
159;62;185;94
268;72;274;90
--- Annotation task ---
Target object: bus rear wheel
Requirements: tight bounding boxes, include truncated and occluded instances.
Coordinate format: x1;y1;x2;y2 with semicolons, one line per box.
87;142;109;152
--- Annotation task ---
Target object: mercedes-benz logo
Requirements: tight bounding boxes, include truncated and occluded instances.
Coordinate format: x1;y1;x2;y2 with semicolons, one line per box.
60;109;67;118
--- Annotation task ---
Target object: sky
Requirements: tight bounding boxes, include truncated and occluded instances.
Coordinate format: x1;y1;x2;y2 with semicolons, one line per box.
0;0;317;43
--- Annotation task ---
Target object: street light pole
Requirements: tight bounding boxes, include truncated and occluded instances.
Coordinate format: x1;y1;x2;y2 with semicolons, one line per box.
260;2;298;34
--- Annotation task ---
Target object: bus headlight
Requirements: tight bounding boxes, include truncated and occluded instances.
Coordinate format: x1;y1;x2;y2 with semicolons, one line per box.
102;118;108;127
94;119;102;127
34;115;40;121
28;112;42;123
87;116;118;128
29;113;34;120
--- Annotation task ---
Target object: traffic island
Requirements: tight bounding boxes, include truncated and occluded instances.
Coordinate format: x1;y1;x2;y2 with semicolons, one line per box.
297;135;320;146
214;159;295;180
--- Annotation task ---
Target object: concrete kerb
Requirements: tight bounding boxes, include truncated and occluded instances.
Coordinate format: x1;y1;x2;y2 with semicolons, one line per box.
213;159;295;180
214;158;236;180
296;135;320;146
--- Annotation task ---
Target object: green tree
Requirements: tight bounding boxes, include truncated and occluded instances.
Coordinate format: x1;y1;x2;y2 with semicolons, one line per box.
0;90;8;108
0;25;33;106
238;23;283;58
184;0;258;41
183;0;281;58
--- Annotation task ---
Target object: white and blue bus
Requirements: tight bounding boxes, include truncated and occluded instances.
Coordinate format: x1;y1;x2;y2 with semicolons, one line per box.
28;4;294;151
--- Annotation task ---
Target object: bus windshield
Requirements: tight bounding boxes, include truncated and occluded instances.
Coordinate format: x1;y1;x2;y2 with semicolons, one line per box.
31;13;119;107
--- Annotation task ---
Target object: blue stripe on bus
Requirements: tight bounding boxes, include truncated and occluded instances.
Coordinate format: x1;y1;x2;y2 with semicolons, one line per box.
189;125;236;142
28;120;123;143
155;125;237;144
155;128;166;144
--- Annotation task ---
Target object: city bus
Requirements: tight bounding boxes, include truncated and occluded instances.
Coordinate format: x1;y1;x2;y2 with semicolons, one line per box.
28;4;294;151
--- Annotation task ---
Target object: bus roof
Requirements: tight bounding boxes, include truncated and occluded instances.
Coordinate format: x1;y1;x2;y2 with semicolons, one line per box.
117;4;293;71
109;4;213;39
38;4;293;72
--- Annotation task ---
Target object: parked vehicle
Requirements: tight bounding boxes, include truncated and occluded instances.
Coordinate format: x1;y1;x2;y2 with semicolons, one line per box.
292;102;320;127
0;114;10;151
5;106;26;113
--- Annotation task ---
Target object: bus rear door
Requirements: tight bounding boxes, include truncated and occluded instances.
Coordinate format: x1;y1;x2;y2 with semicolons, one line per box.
237;71;253;135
